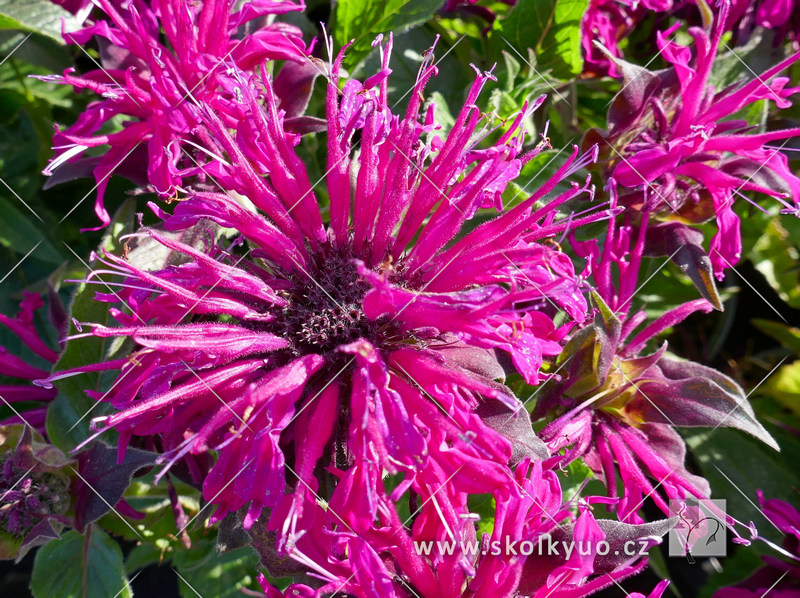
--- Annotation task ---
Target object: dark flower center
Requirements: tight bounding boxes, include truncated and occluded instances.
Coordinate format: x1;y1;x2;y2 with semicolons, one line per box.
276;247;398;357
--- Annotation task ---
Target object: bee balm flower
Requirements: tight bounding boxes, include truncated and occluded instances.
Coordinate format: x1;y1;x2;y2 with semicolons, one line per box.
42;0;311;227
49;38;608;538
585;4;800;278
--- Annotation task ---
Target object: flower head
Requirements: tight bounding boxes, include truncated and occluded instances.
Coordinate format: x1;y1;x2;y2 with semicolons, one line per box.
727;0;800;43
585;4;800;277
49;37;608;545
43;0;310;226
534;202;777;526
581;0;677;78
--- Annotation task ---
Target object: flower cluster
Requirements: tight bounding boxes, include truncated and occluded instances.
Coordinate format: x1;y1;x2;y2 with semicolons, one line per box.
584;3;800;277
581;0;800;77
534;197;776;533
58;31;606;550
4;0;798;596
0;426;72;561
42;0;311;226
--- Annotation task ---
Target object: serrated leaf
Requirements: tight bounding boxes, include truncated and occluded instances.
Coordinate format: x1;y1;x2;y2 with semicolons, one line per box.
0;0;80;43
31;528;132;598
333;0;438;68
493;0;588;79
46;198;136;451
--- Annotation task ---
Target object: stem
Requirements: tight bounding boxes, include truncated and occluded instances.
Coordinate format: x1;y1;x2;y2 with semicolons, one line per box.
82;525;92;598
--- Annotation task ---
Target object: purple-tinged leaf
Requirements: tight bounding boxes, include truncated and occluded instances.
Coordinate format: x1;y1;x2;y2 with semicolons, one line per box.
17;518;62;563
284;116;327;135
591;518;677;573
593;43;663;134
74;442;157;531
438;339;506;381
476;400;549;464
247;517;309;579
633;356;779;450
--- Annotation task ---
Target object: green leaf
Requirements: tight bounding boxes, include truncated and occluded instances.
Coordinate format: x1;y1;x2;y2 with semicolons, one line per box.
0;107;40;192
558;458;599;502
750;217;800;309
685;424;800;545
0;0;81;43
0;37;73;108
0;30;72;72
760;360;800;416
492;0;588;79
98;472;201;543
0;196;62;264
752;319;800;356
46;199;137;452
707;30;780;91
333;0;438;68
174;542;259;598
361;24;473;111
467;493;496;537
31;528;132;598
125;541;166;574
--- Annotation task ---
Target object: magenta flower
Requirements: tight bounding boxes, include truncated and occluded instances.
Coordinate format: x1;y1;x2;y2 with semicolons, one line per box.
0;293;63;433
585;4;800;277
48;37;608;543
727;0;800;43
581;0;677;78
534;199;777;526
255;460;674;597
42;0;310;227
